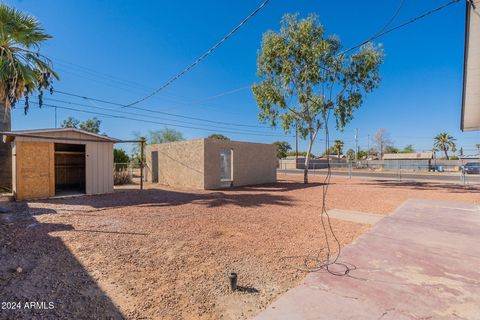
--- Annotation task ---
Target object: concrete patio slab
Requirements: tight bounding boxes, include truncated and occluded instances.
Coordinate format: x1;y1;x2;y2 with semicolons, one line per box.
327;208;384;225
256;199;480;320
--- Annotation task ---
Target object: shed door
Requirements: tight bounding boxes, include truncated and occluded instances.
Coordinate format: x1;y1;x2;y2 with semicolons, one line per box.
15;142;55;200
152;151;159;183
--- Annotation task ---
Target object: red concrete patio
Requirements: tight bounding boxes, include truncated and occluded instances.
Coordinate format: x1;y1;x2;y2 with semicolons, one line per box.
256;199;480;320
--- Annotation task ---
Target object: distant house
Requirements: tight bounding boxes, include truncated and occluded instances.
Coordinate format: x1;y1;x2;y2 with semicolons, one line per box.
459;154;480;160
382;153;434;171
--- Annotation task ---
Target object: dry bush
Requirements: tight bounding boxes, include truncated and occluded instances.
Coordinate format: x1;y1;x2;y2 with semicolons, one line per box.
114;170;132;185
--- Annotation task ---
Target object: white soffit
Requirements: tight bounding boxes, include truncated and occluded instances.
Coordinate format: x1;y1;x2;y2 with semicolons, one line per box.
461;0;480;131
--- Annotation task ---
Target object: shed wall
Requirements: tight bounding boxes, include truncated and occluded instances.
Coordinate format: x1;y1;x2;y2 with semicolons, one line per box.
204;139;277;189
146;140;205;189
12;131;114;197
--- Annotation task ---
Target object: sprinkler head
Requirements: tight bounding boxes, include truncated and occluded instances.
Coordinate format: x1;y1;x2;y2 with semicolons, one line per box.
229;272;237;291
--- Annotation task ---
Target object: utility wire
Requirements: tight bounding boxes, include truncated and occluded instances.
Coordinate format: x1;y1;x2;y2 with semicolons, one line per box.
50;0;459;118
52;90;269;129
190;85;251;104
54;57;252;112
42;97;284;134
340;0;460;55
375;0;406;36
125;0;271;107
28;101;292;137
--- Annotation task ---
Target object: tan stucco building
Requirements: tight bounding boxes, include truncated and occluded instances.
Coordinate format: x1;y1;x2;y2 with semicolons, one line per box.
2;128;118;200
145;138;277;189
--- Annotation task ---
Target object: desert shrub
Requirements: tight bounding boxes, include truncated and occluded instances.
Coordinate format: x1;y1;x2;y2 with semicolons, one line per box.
114;170;132;185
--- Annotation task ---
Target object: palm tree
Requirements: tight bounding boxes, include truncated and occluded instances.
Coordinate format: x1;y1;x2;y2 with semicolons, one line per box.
333;139;344;158
0;4;58;189
433;132;456;160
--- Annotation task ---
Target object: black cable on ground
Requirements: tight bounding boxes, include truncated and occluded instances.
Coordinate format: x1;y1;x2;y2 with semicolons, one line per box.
281;112;354;276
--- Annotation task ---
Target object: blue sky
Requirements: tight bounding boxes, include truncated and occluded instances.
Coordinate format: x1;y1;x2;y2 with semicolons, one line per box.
6;0;480;155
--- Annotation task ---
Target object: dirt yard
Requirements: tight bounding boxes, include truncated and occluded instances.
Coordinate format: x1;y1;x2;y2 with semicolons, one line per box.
1;176;479;319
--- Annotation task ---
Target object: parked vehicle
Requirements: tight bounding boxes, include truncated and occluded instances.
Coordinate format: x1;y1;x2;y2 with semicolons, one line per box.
462;162;480;174
429;165;444;172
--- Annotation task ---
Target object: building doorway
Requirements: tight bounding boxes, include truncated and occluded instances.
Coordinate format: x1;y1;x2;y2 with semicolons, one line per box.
151;151;159;183
220;149;233;187
54;143;86;196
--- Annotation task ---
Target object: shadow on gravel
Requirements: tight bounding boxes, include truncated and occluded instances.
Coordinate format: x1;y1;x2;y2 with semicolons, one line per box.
26;183;297;213
361;180;480;193
234;181;327;192
236;286;260;293
0;208;124;319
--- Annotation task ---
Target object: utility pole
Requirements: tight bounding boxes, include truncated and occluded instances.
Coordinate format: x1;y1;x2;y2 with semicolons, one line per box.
354;128;359;162
295;123;298;166
367;134;370;153
54;106;57;128
140;138;145;190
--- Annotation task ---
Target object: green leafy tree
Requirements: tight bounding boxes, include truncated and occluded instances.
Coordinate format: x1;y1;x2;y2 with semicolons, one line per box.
114;148;129;163
401;144;415;153
272;141;292;159
476;144;480;154
384;145;399;154
149;128;184;144
79;117;101;134
433;132;456;160
60;117;79;128
208;133;230;140
114;148;130;170
131;128;184;164
61;117;101;134
357;150;368;159
333;140;344;157
346;148;355;160
252;14;383;183
0;4;58;188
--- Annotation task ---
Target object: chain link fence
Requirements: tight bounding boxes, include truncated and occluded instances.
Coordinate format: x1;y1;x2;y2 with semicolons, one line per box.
278;160;480;186
114;162;143;186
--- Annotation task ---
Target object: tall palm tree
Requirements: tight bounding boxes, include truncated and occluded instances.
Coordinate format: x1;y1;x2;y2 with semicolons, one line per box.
333;139;344;158
0;4;57;189
433;132;456;160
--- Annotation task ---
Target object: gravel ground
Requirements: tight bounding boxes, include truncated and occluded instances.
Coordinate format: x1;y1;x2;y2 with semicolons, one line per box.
1;176;479;319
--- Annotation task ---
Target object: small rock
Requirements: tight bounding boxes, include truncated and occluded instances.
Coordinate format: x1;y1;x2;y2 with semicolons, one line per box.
16;267;23;273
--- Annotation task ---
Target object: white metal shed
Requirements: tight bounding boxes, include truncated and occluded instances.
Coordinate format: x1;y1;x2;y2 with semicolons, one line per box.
2;128;119;200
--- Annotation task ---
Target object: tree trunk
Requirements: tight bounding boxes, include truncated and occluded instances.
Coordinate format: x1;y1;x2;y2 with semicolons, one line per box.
303;154;310;184
0;104;12;191
303;137;315;184
444;149;449;160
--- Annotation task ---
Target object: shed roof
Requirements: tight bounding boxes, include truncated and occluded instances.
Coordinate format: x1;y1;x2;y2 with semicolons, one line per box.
383;153;433;160
1;128;120;143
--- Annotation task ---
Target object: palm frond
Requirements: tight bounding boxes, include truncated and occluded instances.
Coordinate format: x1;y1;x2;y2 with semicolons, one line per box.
0;3;57;111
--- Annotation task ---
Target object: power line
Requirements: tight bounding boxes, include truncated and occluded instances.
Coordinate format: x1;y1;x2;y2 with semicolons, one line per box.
53;57;251;111
190;85;251;104
28;101;292;138
340;0;460;55
49;0;460;120
375;0;406;36
125;0;271;107
42;97;283;134
52;90;268;128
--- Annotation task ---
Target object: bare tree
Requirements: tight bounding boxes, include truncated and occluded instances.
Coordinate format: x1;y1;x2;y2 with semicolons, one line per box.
373;128;392;158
